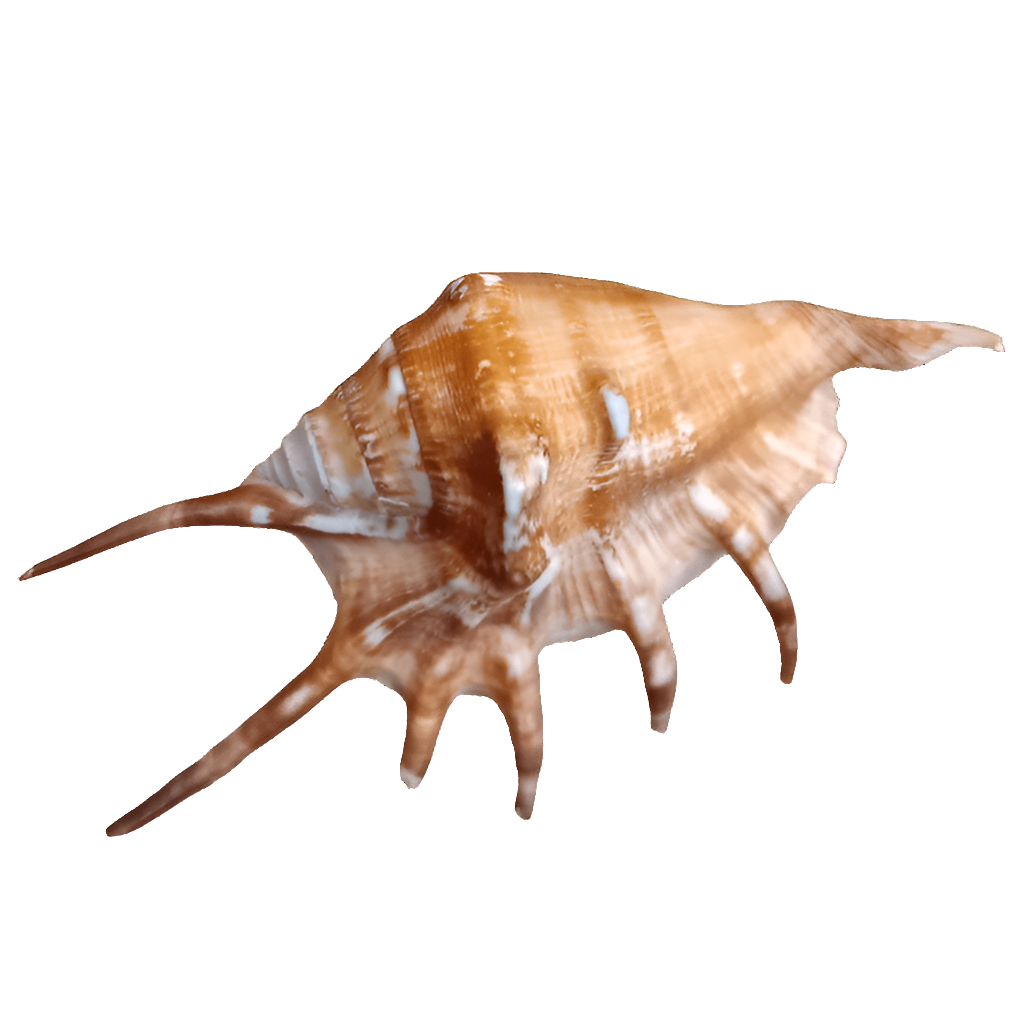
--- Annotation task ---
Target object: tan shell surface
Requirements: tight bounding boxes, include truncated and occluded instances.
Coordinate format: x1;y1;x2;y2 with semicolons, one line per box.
19;272;1003;834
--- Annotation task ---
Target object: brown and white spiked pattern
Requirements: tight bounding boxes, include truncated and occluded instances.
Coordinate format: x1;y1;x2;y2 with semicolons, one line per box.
20;272;1003;835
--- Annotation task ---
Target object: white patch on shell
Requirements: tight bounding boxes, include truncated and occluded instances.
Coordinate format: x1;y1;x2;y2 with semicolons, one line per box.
403;426;433;510
362;576;483;649
752;553;789;603
446;576;490;630
614;414;695;473
598;540;666;643
731;525;756;556
327;466;379;504
400;767;422;789
502;636;536;681
731;361;749;396
687;482;730;523
673;413;695;438
480;274;503;287
629;595;660;641
502;468;525;524
649;648;676;687
515;773;538;817
280;683;315;716
601;386;631;440
250;505;272;525
304;511;411;540
519;545;561;625
387;363;407;401
501;450;549;554
449;276;469;300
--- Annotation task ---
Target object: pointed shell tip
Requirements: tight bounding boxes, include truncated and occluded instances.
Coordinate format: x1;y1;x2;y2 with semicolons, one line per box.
515;773;539;819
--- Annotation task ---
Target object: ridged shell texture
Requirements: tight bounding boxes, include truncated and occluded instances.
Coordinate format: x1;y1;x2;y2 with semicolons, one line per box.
20;272;1003;834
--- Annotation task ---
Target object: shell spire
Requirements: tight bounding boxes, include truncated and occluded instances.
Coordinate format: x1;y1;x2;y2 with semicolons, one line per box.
19;273;1003;834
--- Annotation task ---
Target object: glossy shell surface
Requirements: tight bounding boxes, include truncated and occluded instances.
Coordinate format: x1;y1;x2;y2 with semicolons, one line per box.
20;272;1003;834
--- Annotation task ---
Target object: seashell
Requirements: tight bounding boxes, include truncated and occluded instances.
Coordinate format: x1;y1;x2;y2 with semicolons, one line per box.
20;272;1003;835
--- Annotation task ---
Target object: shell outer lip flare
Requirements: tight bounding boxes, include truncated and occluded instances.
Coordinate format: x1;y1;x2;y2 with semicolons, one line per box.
19;272;1003;836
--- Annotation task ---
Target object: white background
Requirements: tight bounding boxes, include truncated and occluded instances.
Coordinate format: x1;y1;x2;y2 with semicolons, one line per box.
2;3;1020;1021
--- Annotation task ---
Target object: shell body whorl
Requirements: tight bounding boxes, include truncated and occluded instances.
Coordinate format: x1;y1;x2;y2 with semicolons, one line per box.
20;272;1003;834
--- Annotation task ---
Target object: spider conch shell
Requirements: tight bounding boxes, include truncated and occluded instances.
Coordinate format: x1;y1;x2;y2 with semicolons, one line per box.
20;272;1002;835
